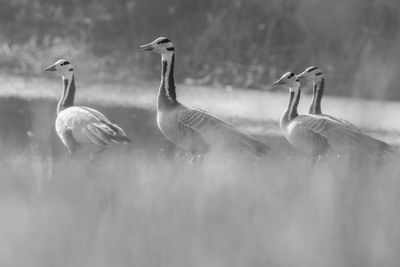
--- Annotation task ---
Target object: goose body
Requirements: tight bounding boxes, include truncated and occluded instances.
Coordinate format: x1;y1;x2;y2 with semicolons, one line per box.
274;72;393;157
156;104;210;155
158;104;269;156
280;114;329;156
281;113;392;156
56;106;130;153
45;59;131;154
140;37;269;157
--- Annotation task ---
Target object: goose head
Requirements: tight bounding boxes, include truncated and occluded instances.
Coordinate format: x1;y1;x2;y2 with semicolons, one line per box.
140;37;175;54
44;59;74;78
297;66;323;81
273;72;300;91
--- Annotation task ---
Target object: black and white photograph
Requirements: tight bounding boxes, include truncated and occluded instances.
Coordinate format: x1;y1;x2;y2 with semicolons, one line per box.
0;0;400;266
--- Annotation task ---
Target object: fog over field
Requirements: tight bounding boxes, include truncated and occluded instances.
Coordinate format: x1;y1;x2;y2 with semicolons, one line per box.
1;137;400;267
1;0;400;266
0;78;399;266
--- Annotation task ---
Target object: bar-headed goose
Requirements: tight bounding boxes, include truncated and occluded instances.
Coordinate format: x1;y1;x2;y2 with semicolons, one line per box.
140;37;269;157
44;59;131;154
274;72;393;158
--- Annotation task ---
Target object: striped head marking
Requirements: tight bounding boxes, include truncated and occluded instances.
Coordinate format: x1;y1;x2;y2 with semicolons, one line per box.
44;59;74;77
140;37;175;54
298;66;323;81
273;72;300;90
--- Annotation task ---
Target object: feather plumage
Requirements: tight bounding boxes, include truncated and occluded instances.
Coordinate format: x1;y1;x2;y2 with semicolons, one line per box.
56;106;131;153
141;37;269;159
177;107;269;156
45;59;131;154
141;37;269;157
288;114;393;156
275;71;393;158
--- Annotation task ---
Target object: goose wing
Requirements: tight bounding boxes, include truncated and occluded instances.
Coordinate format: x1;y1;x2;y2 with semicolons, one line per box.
178;107;270;156
299;115;393;154
80;107;131;144
171;118;210;155
57;107;131;150
319;113;362;132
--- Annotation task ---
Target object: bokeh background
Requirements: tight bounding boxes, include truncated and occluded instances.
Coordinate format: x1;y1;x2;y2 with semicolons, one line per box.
1;0;400;98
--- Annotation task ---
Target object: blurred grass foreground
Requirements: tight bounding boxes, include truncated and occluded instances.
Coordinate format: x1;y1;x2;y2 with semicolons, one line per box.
1;145;400;267
1;0;400;99
1;1;400;266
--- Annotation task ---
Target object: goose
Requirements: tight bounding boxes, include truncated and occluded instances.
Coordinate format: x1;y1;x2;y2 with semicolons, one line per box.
139;37;269;157
298;66;361;131
44;59;131;154
273;72;393;158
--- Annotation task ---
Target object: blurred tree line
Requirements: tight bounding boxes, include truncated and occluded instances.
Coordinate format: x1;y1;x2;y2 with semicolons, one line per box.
0;0;399;99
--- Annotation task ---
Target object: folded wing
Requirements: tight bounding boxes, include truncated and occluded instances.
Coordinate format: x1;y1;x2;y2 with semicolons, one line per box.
178;107;270;156
299;115;393;155
81;107;131;144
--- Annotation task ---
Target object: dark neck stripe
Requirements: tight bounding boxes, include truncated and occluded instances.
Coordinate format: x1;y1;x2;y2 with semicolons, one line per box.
287;89;300;121
64;75;76;108
57;75;76;114
309;78;324;114
159;54;177;109
292;89;300;119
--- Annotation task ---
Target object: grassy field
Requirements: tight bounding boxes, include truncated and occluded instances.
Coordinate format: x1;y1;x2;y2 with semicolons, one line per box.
1;145;400;267
1;74;400;266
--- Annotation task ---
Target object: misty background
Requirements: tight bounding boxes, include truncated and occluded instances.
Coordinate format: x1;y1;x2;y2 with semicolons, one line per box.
1;1;400;267
1;0;399;99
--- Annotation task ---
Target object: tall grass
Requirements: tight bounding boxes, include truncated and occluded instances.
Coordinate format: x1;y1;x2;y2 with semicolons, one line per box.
0;147;399;267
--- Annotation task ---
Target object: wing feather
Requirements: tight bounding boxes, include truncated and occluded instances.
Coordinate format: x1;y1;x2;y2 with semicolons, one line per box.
178;107;270;156
60;128;81;153
298;115;393;154
82;127;107;146
176;120;210;155
318;113;362;132
80;107;132;144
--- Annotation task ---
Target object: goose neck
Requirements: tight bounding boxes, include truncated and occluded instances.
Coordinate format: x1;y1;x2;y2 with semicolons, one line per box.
309;77;324;114
158;53;177;110
282;86;301;124
57;75;76;114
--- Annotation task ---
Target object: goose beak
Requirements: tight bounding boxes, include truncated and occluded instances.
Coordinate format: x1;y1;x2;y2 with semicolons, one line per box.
140;42;154;51
273;78;285;85
44;64;57;71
